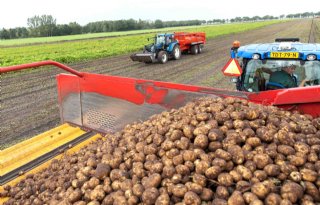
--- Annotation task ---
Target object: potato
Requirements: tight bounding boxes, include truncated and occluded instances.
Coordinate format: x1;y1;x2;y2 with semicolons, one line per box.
200;188;213;201
67;188;82;203
264;193;281;205
253;154;271;169
90;185;105;201
217;173;233;187
236;165;253;180
288;171;302;182
171;184;187;198
215;149;232;161
294;142;311;154
212;198;228;205
281;182;304;203
251;182;270;199
195;160;210;175
250;199;264;205
205;166;221;179
155;193;170;205
228;145;245;165
209;141;223;152
300;168;318;182
229;170;242;182
142;187;160;205
94;163;111;180
263;164;280;177
243;192;259;204
304;181;320;202
185;182;202;194
215;111;230;124
143;173;161;188
192;173;206;187
194;134;209;149
277;145;295;156
182;125;194;139
132;184;144;197
235;180;251;192
227;191;245;205
175;137;190;150
208;129;224;142
169;129;183;141
183;191;201;205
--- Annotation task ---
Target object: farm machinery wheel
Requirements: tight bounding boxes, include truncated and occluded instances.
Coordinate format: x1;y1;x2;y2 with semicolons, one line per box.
172;45;181;60
198;45;203;53
190;45;199;55
158;51;168;64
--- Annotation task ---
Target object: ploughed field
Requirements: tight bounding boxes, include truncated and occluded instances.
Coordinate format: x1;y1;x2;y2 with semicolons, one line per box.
0;19;319;148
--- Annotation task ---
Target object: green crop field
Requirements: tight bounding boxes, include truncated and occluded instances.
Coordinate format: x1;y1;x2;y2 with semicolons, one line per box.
0;20;284;66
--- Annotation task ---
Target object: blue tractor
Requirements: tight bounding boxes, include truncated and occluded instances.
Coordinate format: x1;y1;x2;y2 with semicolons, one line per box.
226;38;320;92
130;33;182;64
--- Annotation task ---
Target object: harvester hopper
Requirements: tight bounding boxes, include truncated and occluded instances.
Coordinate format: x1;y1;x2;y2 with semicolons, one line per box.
1;60;320;202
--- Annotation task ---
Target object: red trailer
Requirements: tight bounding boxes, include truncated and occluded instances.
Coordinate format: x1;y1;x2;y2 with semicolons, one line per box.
173;32;206;54
130;32;206;64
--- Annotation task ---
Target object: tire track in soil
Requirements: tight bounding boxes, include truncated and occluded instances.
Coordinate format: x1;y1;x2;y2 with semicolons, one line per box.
1;19;317;148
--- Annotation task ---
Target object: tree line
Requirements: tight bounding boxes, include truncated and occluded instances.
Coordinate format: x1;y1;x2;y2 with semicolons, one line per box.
1;11;319;40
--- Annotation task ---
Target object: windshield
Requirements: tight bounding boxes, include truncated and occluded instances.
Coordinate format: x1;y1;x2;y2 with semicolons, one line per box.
243;59;320;92
156;35;165;45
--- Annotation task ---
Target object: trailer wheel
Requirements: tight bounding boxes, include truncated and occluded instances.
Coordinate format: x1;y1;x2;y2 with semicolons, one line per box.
158;51;168;64
190;45;198;55
173;45;181;60
198;45;203;54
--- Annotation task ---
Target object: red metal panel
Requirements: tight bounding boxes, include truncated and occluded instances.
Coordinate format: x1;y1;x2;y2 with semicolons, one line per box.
0;60;83;77
57;72;320;118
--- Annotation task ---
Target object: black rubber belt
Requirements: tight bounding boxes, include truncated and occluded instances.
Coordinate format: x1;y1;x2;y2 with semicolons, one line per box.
0;131;94;185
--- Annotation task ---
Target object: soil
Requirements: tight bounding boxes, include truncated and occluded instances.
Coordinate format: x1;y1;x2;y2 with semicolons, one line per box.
1;19;318;149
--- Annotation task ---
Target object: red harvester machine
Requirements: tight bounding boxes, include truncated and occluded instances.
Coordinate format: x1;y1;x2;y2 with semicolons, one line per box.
1;61;320;203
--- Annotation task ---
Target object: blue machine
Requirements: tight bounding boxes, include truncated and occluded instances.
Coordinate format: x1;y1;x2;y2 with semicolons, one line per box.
130;33;181;64
229;38;320;92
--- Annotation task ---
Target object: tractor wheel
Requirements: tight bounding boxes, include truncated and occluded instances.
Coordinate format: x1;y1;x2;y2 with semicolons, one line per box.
190;45;199;55
172;45;181;60
158;51;168;64
198;45;203;54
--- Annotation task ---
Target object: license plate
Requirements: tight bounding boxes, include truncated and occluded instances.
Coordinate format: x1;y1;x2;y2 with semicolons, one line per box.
270;52;299;58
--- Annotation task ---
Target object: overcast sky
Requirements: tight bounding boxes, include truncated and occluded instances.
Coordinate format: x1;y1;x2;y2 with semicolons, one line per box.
1;0;319;28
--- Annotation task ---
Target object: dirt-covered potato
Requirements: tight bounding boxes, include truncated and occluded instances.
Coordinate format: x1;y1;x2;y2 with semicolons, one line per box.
263;164;280;177
264;193;282;205
281;182;304;203
243;192;259;204
217;173;233;187
253;154;272;169
155;193;170;205
251;182;270;199
300;168;318;182
183;191;201;205
205;166;221;179
227;191;245;205
236;165;253;180
142;187;160;205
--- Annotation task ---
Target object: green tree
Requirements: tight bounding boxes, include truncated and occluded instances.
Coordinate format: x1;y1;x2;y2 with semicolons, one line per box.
154;19;163;28
0;28;10;39
27;15;56;37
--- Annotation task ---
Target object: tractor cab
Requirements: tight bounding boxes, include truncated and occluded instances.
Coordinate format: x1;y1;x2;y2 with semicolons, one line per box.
144;33;175;52
225;38;320;92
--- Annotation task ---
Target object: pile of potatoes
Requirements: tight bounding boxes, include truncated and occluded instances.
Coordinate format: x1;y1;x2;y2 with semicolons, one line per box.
2;97;320;205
